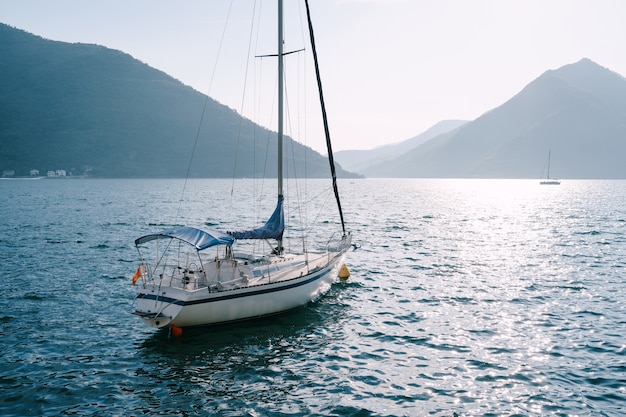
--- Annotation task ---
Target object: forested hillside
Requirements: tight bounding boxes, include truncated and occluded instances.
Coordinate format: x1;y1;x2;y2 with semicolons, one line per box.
0;24;357;178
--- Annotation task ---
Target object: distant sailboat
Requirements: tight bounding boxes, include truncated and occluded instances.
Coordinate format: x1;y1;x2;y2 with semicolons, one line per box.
540;150;561;185
131;0;352;332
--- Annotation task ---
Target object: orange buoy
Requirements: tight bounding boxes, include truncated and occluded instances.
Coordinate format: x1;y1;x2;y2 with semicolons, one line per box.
170;325;183;337
338;263;350;280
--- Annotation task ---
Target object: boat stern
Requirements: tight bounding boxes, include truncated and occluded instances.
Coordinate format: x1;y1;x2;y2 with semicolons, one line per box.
132;309;172;328
133;284;183;328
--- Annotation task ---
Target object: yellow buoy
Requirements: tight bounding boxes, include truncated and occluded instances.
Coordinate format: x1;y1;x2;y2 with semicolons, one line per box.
338;263;350;280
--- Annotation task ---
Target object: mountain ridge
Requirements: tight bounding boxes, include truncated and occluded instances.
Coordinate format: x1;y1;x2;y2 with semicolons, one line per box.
0;23;359;178
3;23;625;179
360;58;626;179
335;120;467;173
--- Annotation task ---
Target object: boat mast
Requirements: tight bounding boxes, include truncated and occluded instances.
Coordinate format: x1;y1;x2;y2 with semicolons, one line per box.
277;0;284;252
547;150;551;179
304;0;347;236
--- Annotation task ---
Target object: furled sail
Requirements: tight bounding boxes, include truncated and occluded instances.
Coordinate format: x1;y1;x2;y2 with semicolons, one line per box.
229;196;284;240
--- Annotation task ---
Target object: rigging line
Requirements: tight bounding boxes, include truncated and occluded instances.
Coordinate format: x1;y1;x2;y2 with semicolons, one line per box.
249;22;279;235
259;58;278;218
302;186;333;206
282;58;308;252
253;10;277;232
299;54;309;253
284;86;297;252
176;0;236;222
312;187;333;225
256;49;305;58
304;0;347;236
230;0;259;204
294;2;311;251
252;7;263;224
247;59;276;256
281;51;309;253
250;56;275;236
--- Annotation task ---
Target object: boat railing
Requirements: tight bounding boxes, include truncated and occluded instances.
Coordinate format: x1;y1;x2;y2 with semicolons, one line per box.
156;266;208;291
326;232;351;253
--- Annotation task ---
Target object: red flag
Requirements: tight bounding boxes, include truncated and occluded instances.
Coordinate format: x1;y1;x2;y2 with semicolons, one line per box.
132;265;142;285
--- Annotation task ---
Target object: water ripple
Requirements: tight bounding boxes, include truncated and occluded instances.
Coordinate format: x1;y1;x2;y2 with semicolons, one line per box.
3;179;626;415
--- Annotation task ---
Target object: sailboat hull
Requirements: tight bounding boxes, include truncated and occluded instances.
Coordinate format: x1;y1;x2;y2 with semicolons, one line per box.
133;249;349;328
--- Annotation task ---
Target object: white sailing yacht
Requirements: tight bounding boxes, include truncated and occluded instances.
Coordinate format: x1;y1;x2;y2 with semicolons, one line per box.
131;1;351;332
540;150;561;185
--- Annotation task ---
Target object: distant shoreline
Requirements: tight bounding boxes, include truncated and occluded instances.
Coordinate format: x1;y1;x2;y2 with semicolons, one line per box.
0;176;46;180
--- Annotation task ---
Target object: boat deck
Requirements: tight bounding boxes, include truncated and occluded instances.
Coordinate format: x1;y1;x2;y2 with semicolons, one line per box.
152;251;332;292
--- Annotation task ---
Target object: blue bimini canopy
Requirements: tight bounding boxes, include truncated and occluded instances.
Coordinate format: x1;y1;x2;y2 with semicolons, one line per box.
229;196;284;240
135;226;234;251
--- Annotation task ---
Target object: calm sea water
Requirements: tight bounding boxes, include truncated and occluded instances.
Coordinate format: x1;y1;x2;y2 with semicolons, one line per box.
1;178;625;416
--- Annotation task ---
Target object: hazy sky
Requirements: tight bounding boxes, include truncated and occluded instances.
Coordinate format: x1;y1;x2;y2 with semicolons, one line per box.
2;0;625;152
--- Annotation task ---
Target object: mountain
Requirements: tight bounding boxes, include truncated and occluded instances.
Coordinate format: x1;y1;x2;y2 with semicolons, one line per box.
364;58;626;179
335;120;466;173
0;23;359;178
